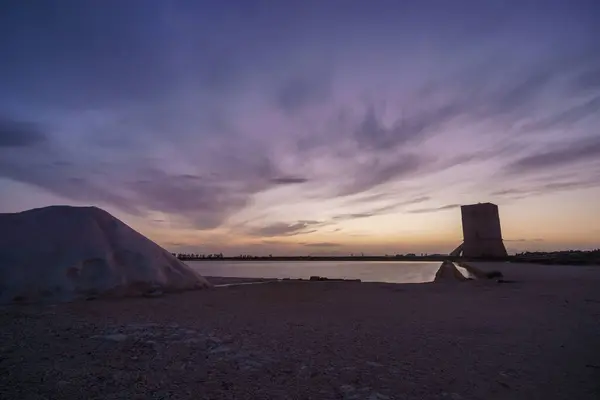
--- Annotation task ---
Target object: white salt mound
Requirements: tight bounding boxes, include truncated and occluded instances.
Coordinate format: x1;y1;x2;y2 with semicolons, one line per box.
0;206;211;304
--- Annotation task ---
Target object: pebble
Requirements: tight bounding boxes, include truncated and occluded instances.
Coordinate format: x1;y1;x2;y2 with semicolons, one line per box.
208;345;231;354
340;384;356;393
369;393;390;400
90;333;128;342
104;334;128;342
441;393;463;400
366;361;384;367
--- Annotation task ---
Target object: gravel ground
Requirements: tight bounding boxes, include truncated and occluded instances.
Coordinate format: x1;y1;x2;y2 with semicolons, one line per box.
1;265;600;400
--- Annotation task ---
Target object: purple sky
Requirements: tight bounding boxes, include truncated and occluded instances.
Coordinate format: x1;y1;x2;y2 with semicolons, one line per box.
1;1;599;255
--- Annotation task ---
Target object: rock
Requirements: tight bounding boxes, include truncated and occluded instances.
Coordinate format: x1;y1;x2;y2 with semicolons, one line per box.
100;333;128;342
208;345;231;354
143;288;164;298
434;261;469;283
485;270;504;279
369;393;390;400
366;361;384;367
340;384;356;393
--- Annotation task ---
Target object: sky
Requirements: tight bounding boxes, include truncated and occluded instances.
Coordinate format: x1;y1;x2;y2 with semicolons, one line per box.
1;0;599;256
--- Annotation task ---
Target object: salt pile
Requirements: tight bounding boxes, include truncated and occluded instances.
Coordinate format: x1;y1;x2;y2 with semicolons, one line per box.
0;206;211;304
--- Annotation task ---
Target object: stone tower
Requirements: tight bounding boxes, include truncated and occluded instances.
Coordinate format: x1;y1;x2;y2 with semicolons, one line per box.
459;202;507;258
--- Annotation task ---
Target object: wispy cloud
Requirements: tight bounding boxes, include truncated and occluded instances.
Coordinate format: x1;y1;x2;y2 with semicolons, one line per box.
0;120;302;229
491;176;600;199
520;96;600;133
406;204;461;214
0;117;46;147
246;220;323;237
333;196;431;221
301;242;340;247
270;176;309;185
334;153;429;197
505;238;544;242
506;137;600;174
275;67;332;113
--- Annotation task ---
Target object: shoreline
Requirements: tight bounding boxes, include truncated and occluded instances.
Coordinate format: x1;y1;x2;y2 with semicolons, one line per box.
181;256;600;266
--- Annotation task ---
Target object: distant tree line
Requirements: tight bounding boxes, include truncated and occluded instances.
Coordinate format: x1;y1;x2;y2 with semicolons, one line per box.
234;254;273;259
173;253;224;260
512;249;599;265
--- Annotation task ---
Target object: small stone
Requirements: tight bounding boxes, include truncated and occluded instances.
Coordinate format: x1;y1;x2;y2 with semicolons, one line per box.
369;393;390;400
143;289;163;298
340;385;355;393
208;345;231;354
103;334;128;342
366;361;384;367
497;381;510;389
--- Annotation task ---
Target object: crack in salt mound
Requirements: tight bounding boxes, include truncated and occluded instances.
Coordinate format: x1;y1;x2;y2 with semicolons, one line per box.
0;205;211;304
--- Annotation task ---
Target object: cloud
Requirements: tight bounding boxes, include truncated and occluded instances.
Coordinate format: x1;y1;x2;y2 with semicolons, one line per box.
570;62;600;94
270;176;309;185
332;212;377;221
506;137;600;174
261;240;290;246
302;242;340;247
333;195;432;221
276;71;331;113
0;116;299;229
130;173;254;229
0;117;46;147
414;48;600;131
246;220;323;237
398;195;431;206
491;177;600;198
406;204;461;214
505;238;544;242
488;68;556;116
353;104;464;151
520;96;600;133
335;153;429;197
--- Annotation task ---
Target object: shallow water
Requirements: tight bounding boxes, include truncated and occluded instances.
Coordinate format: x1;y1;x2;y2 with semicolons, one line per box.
185;260;442;284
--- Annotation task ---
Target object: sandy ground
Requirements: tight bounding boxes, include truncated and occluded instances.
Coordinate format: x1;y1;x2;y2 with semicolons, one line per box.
1;263;600;400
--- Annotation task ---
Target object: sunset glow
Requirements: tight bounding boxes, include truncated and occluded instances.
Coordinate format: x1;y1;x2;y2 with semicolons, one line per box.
1;1;599;255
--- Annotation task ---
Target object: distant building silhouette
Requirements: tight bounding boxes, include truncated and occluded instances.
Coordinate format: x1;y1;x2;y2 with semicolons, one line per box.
451;202;508;258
